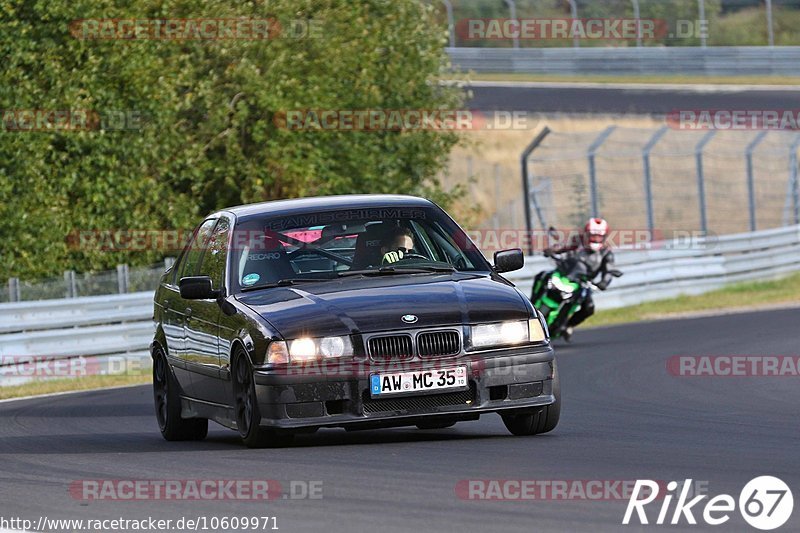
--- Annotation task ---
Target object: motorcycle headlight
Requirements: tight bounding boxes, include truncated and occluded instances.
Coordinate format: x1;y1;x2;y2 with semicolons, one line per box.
470;319;547;349
267;336;353;363
551;275;575;294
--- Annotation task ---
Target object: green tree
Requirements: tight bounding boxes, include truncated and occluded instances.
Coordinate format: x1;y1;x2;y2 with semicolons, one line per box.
0;0;463;279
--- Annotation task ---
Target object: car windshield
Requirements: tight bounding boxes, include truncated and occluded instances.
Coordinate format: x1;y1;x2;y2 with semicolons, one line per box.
230;206;488;292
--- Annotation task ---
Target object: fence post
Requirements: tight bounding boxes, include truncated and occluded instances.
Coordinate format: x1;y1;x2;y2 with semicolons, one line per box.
64;270;77;298
766;0;775;47
698;0;707;48
493;163;501;230
441;0;455;48
642;126;668;234
695;130;716;234
745;131;768;232
117;264;130;294
790;135;800;226
587;126;617;219
520;127;551;254
567;0;579;48
503;0;519;49
631;0;642;47
8;278;20;302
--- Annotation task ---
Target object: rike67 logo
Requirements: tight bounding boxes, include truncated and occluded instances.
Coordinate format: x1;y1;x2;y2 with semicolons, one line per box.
623;476;793;530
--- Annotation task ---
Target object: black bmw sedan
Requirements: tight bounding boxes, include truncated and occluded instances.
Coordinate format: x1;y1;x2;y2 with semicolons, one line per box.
151;195;559;447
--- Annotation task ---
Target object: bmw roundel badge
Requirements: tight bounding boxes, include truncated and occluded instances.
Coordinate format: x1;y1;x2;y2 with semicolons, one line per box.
401;314;418;324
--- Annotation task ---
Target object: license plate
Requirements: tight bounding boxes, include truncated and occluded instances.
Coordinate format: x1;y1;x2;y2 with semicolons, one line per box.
370;366;468;397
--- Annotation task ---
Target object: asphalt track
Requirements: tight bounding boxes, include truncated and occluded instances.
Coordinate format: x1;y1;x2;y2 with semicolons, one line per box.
468;83;800;114
0;308;798;532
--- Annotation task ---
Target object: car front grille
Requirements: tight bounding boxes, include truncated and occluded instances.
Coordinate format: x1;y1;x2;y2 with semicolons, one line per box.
368;334;414;362
367;329;462;362
417;330;460;358
362;384;476;415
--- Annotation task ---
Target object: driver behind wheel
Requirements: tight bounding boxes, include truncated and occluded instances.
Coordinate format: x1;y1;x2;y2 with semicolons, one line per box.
381;226;415;265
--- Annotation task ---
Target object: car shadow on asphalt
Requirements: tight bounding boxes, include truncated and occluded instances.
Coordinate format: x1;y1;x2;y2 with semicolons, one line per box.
0;423;530;455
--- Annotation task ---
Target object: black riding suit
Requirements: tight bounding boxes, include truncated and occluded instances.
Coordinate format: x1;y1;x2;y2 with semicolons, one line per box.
548;246;615;328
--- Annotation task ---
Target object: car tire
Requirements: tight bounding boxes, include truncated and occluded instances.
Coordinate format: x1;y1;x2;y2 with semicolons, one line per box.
232;348;294;448
501;360;561;436
153;346;208;441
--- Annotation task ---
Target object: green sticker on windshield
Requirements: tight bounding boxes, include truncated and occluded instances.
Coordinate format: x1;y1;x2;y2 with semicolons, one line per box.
242;273;260;286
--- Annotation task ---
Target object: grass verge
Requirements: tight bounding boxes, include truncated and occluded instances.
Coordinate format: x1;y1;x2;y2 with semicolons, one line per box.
467;72;800;86
0;373;150;401
587;272;800;328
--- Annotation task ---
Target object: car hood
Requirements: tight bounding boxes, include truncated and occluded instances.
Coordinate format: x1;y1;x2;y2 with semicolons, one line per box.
235;273;531;339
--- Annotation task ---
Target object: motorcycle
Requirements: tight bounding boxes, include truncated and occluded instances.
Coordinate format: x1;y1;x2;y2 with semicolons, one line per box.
530;247;622;341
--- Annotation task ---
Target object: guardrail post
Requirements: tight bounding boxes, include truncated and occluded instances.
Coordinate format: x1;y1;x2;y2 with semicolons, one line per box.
117;264;130;294
745;131;768;232
64;270;77;298
441;0;455;48
642;126;668;234
8;278;20;302
695;130;716;234
588;126;617;219
520;126;551;254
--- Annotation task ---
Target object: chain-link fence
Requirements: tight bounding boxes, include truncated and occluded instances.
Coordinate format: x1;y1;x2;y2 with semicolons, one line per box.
3;259;174;303
442;155;526;231
444;126;800;239
436;0;800;48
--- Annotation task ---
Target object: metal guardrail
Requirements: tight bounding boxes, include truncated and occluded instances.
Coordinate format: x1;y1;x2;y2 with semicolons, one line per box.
0;225;798;384
507;224;800;308
0;292;153;334
448;47;800;75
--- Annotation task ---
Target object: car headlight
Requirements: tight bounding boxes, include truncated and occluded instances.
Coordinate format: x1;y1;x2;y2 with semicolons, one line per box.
272;335;354;363
470;319;547;349
267;341;290;364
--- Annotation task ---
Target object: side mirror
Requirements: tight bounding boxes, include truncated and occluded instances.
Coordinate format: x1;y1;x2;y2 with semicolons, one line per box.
179;276;219;300
494;249;524;273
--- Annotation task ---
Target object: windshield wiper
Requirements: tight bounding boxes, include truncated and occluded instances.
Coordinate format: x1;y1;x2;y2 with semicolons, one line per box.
338;265;456;278
240;278;332;291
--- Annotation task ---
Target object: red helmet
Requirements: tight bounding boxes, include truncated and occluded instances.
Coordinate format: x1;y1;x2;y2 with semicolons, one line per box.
583;218;609;252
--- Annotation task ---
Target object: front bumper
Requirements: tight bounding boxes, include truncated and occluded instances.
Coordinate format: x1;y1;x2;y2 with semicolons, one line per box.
252;346;556;430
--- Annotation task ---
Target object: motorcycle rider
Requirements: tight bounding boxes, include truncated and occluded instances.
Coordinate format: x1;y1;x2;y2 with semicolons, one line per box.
538;218;616;340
